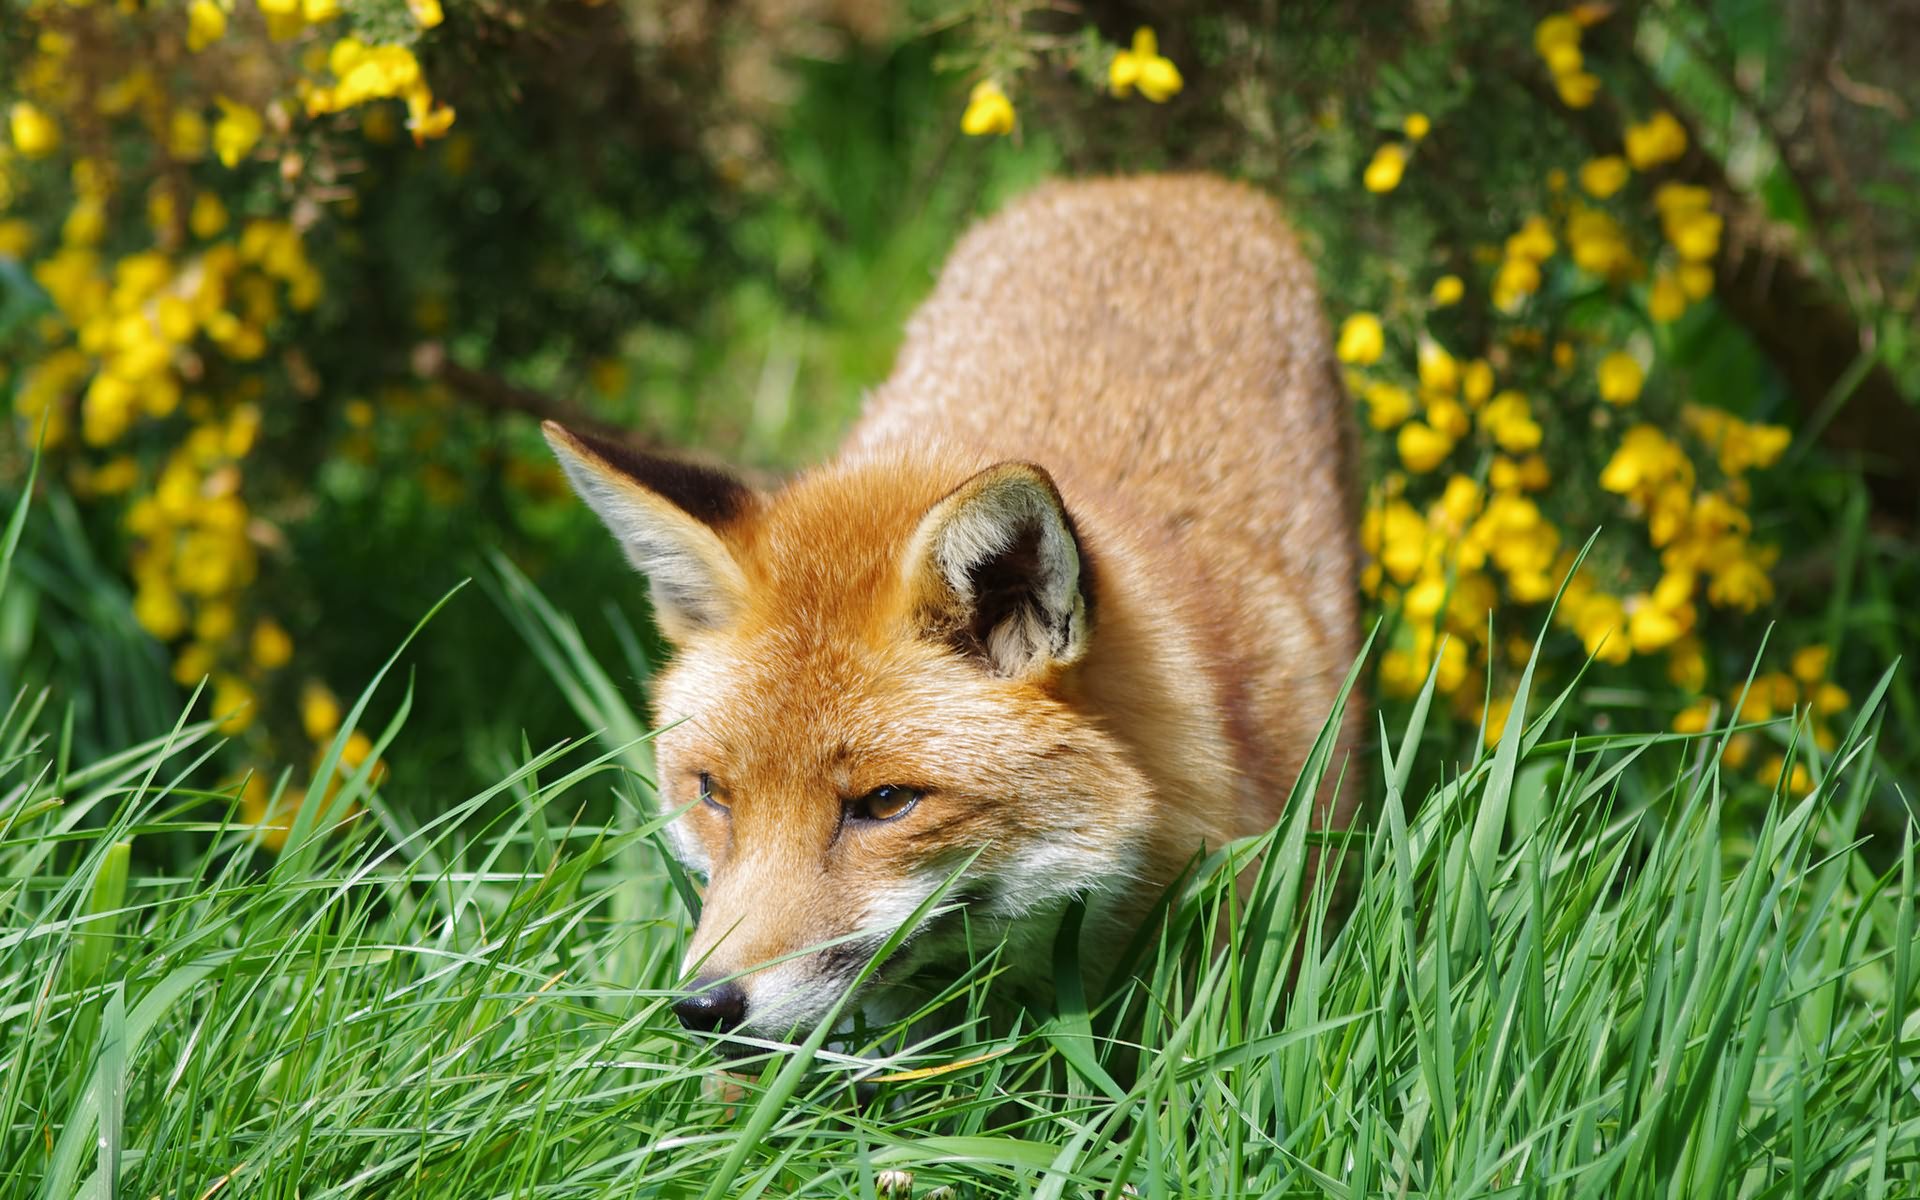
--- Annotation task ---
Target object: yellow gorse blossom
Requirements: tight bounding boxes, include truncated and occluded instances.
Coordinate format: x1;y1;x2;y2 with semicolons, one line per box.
1109;28;1183;103
1363;143;1407;194
960;81;1014;137
1430;274;1464;307
186;0;226;52
212;98;263;168
1624;110;1688;169
1535;11;1601;108
1596;351;1644;404
9;102;61;158
1578;155;1629;199
1336;313;1385;365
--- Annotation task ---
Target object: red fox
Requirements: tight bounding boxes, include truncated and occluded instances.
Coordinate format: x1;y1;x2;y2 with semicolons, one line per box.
545;174;1360;1042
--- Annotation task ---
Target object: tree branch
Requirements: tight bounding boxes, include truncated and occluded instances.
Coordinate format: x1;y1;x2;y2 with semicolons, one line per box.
413;345;655;447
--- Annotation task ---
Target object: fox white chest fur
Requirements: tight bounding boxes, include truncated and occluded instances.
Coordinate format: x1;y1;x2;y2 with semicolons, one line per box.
546;174;1360;1042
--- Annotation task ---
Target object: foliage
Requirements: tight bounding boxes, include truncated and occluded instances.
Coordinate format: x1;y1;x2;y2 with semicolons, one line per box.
1;5;1918;1191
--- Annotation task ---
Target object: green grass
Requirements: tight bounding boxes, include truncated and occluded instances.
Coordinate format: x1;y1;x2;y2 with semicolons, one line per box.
2;494;1918;1199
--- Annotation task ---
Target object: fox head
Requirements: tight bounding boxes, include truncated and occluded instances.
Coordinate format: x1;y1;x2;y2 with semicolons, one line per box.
544;422;1155;1042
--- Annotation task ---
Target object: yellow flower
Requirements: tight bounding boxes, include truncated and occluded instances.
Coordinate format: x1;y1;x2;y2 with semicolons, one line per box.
305;0;342;19
195;601;238;642
1813;681;1849;716
1684;406;1792;475
1363;381;1414;430
1482;693;1515;748
1653;182;1711;214
1492;257;1540;313
1555;72;1600;109
404;86;456;141
1416;337;1458;394
135;583;189;640
1533;15;1580;57
172;642;216;687
213;98;263;168
1706;555;1773;612
212;674;255;733
407;0;443;26
1578;155;1630;199
1573;593;1630;664
1648;270;1687;322
1672;699;1715;734
0;218;32;259
1480;390;1543;453
301;682;343;741
1397;421;1454;473
960;81;1015;137
1505;215;1557;263
1677;262;1714;300
1541;40;1582;77
1791;645;1830;685
1429;274;1464;307
1721;733;1754;769
169;109;209;160
1363;144;1408;193
1403;112;1431;141
1461;359;1494;407
1624;110;1688;170
1336;313;1385;365
1109;28;1183;103
1362;498;1429;585
1599;424;1687;496
1427;397;1470;439
1666;208;1722;261
1596;351;1644;405
1566;207;1634;278
10;102;60;159
189;190;229;239
1668;637;1708;691
1627;596;1686;653
187;0;227;51
251;619;294;669
1436;475;1484;530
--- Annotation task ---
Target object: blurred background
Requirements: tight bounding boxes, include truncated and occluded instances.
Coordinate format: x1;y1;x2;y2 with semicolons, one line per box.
2;0;1916;840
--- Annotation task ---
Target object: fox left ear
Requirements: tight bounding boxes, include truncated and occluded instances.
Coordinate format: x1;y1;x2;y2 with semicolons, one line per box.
542;421;758;640
906;461;1091;677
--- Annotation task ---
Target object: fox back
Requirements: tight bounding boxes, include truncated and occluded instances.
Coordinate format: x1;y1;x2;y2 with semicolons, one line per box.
547;174;1360;1041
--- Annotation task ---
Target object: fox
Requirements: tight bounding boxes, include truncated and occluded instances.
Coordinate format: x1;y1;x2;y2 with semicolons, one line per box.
544;173;1361;1045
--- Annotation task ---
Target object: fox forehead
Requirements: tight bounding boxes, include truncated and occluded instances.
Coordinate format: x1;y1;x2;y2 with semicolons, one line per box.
654;628;1062;792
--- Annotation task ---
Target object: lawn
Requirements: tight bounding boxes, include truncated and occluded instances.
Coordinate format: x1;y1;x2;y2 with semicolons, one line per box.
4;474;1915;1197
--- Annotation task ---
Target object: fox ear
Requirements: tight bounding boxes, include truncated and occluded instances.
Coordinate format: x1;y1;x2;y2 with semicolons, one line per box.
542;421;755;639
906;462;1091;677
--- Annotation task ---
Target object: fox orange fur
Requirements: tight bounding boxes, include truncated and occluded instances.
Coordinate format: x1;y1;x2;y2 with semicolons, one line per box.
545;174;1361;1041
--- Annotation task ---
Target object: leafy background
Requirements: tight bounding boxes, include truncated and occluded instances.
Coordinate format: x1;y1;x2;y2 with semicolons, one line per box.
1;0;1917;1195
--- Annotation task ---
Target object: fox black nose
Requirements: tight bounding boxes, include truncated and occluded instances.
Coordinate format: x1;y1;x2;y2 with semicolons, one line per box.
673;978;748;1034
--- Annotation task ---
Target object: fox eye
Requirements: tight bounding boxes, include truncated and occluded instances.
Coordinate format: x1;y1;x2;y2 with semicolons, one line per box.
845;785;921;824
697;772;728;813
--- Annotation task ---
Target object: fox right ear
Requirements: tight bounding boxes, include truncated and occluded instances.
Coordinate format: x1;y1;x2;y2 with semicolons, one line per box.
542;422;756;639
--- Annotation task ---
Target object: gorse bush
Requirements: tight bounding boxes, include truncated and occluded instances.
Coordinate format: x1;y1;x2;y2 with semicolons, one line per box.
2;462;1915;1194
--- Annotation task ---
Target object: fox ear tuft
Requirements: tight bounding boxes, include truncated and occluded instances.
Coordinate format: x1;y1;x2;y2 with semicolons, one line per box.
542;421;755;639
907;462;1091;677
